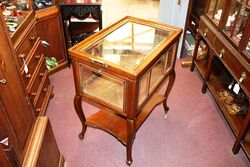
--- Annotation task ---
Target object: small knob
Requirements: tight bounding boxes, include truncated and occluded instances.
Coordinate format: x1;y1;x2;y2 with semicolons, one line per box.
35;55;41;59
39;72;45;77
30;36;36;41
204;29;208;37
25;74;32;78
18;54;25;58
31;92;36;96
0;79;7;85
219;49;225;59
239;72;246;83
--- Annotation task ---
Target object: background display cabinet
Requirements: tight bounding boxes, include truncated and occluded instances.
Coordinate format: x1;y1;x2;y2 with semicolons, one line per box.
191;0;250;160
69;16;182;165
0;0;34;43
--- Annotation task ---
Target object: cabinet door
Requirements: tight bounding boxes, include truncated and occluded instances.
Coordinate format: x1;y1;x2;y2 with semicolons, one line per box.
0;17;35;153
36;7;68;72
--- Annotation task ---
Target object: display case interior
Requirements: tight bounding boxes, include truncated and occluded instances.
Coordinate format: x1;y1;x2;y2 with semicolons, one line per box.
0;0;33;40
207;0;226;25
33;0;53;11
222;0;250;46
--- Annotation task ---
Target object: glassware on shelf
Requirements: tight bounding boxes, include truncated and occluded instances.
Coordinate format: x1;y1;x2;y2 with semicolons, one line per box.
223;1;249;45
207;0;226;25
1;0;32;34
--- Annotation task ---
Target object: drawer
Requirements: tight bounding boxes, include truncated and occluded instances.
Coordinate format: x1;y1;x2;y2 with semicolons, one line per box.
15;24;39;68
21;53;44;90
215;44;250;95
34;73;50;116
199;19;216;46
28;57;47;103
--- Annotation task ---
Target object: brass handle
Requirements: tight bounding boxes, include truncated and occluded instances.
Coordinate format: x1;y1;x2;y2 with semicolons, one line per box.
35;55;41;59
204;29;208;37
90;58;108;68
0;79;7;85
30;36;36;41
43;87;48;92
18;53;25;58
36;108;41;112
31;92;36;96
239;72;246;83
39;72;45;77
219;49;225;59
25;74;32;78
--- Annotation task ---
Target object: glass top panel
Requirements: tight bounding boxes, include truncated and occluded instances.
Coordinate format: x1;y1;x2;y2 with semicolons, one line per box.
80;21;173;71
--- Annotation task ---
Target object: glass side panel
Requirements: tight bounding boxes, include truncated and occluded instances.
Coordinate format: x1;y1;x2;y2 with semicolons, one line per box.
81;21;173;72
207;0;226;25
80;64;125;110
165;44;176;69
149;55;166;94
223;1;249;45
138;72;150;106
1;0;32;35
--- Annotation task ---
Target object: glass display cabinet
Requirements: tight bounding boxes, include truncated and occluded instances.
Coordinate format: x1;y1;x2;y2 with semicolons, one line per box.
0;0;34;43
69;16;182;165
191;0;250;161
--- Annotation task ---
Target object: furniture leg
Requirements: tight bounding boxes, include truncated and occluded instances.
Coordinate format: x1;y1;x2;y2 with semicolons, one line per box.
190;33;201;71
201;48;212;93
126;119;136;166
74;94;87;140
232;105;250;154
163;70;176;118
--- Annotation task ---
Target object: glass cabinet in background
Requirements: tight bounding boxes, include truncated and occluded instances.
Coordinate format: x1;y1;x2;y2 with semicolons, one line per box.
69;16;182;165
0;0;34;42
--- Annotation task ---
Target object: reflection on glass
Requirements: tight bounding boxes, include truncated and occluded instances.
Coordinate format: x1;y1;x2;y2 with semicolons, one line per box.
0;0;31;34
223;1;249;45
138;72;150;106
149;55;166;93
82;21;173;71
207;0;226;25
80;64;124;109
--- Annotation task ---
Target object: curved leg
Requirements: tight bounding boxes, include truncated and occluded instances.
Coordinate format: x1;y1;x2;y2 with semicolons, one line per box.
74;94;87;140
163;70;176;118
126;119;136;166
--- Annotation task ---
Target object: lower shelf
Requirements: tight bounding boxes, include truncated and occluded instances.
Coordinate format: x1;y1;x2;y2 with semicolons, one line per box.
86;93;166;145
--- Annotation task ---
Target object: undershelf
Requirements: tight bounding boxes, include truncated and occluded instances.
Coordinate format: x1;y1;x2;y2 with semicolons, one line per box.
86;93;166;145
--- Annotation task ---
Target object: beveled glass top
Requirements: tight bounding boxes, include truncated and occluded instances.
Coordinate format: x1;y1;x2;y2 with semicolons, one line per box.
80;21;173;71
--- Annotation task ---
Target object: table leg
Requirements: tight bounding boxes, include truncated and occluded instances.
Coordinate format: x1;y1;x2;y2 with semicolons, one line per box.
163;70;176;118
126;119;136;166
74;94;87;140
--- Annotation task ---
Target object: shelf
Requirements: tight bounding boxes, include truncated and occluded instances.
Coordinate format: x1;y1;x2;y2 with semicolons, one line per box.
86;93;166;145
194;57;209;79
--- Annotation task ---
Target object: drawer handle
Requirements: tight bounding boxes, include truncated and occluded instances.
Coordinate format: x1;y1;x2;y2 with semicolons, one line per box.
39;72;45;77
204;29;208;37
18;53;26;58
239;72;246;83
219;49;225;59
36;108;41;112
43;87;48;92
0;79;7;85
31;92;36;96
25;74;32;78
30;36;36;41
35;55;41;59
90;58;108;68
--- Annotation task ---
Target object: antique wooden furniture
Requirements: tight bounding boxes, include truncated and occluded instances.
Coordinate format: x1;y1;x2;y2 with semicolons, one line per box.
69;16;182;165
59;0;102;47
0;2;65;167
1;0;54;116
35;1;68;73
191;0;250;159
